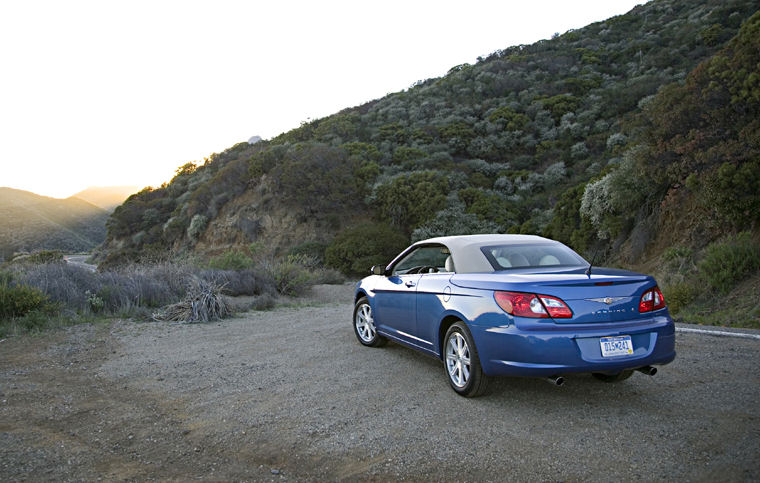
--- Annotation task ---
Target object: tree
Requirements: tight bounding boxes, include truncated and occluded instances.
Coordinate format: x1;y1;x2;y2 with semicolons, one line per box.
374;172;449;233
325;223;408;275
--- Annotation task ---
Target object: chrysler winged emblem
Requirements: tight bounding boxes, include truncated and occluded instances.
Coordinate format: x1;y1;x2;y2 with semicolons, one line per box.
586;296;625;305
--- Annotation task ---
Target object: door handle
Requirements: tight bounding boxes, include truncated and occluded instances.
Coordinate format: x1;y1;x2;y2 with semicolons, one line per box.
405;281;416;288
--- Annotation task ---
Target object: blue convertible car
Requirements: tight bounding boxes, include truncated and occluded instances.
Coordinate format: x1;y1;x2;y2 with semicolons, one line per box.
353;234;675;397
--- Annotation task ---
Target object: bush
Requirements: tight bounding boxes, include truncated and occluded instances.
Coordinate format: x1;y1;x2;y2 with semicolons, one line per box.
262;257;314;296
0;274;48;319
288;241;328;265
412;205;500;241
325;223;409;276
698;232;760;293
207;250;254;271
580;153;650;239
373;171;448;232
701;160;760;229
198;268;274;296
86;290;105;313
250;293;277;311
187;214;209;241
662;282;698;315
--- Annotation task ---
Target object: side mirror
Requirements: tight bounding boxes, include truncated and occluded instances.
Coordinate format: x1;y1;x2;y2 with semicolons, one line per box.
371;265;387;276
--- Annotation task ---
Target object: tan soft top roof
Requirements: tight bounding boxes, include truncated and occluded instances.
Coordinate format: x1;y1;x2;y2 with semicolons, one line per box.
412;234;560;273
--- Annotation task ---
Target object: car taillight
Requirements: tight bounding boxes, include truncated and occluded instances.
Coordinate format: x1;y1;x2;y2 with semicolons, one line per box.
494;291;573;319
639;286;666;313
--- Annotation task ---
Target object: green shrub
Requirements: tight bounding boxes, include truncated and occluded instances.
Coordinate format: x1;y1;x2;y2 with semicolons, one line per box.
207;250;254;271
412;205;500;242
14;309;52;332
698;232;760;293
702;160;760;229
264;257;314;296
288;241;328;266
325;223;409;276
373;171;448;232
86;290;105;313
662;282;699;315
0;274;48;319
187;214;209;241
663;246;693;261
661;245;697;281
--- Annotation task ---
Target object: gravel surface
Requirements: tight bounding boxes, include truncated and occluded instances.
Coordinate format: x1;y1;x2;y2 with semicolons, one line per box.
1;282;759;481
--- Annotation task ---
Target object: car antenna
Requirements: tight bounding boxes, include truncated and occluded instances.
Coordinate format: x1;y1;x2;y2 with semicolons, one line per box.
585;246;600;277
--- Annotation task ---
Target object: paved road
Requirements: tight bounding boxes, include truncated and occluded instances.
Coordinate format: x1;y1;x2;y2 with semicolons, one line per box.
63;254;97;272
1;292;758;481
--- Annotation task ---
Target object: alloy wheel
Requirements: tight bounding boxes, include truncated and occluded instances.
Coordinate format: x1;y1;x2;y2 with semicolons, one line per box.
355;303;376;343
446;332;471;388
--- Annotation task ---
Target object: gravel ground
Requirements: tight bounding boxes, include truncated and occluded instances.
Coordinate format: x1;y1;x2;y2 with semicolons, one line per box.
1;282;759;481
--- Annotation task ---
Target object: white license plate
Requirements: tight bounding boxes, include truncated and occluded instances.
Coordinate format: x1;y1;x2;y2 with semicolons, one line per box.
600;335;633;357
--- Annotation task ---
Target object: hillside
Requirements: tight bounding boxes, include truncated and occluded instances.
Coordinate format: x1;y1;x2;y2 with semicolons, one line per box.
72;186;141;211
0;187;109;260
97;0;759;325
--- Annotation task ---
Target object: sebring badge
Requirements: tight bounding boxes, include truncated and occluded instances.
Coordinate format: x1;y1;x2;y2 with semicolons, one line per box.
586;297;625;305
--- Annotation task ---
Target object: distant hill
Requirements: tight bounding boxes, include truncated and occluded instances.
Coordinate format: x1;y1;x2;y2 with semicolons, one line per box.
71;185;140;211
0;187;109;260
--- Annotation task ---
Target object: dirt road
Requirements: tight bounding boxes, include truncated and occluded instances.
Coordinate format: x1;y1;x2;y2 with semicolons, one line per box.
1;284;759;481
62;255;97;272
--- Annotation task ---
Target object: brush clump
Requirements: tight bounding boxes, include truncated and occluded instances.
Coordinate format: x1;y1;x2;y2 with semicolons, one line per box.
155;278;231;322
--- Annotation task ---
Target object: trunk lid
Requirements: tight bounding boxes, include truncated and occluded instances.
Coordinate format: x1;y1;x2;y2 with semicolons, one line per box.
451;267;655;323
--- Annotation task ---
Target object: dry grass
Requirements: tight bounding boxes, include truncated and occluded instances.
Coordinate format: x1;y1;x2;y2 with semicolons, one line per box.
8;262;273;318
154;278;231;322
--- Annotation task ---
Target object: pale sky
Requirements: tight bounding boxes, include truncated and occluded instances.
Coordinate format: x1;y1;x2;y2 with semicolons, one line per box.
1;0;646;199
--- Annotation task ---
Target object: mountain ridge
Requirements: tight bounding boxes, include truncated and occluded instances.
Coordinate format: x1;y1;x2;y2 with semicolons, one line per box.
0;187;109;259
71;185;141;211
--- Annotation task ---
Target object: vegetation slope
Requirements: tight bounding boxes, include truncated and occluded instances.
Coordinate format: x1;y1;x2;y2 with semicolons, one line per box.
98;0;760;326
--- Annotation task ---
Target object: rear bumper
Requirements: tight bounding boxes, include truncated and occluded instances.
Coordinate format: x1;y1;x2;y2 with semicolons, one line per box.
469;314;676;377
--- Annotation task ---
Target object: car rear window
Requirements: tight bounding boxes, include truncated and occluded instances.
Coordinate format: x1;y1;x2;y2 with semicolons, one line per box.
480;243;587;271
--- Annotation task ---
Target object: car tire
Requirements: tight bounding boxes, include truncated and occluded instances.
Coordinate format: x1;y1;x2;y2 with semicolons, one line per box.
592;370;634;383
353;297;386;347
443;322;489;397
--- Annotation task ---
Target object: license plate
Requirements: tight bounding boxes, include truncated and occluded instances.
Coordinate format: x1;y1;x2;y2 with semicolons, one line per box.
600;335;633;357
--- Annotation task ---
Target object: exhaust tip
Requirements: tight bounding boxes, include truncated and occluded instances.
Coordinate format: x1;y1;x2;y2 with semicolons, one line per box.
547;376;565;386
636;366;657;376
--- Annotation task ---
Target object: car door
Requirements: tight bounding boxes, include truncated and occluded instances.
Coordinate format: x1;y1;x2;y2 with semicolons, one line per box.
374;244;450;350
373;272;420;344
